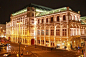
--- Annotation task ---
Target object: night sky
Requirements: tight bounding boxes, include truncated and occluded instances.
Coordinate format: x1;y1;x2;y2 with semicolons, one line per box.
0;0;86;24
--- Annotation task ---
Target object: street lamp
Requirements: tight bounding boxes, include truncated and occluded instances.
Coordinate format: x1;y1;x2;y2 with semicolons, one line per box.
17;22;22;57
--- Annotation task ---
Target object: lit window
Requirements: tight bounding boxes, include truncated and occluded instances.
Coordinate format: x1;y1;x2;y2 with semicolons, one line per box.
62;29;66;36
41;30;44;35
56;29;60;36
46;30;49;35
37;30;40;35
51;30;54;35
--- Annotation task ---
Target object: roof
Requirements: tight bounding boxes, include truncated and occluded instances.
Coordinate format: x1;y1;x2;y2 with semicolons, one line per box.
12;3;72;17
28;3;53;11
36;7;72;17
80;16;86;24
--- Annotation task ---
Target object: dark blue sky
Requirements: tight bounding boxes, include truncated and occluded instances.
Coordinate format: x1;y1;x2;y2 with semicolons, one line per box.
0;0;86;24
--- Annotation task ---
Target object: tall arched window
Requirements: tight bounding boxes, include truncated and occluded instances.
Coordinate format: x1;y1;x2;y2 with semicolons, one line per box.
63;15;66;20
51;17;53;22
42;19;44;23
46;18;48;23
57;16;59;21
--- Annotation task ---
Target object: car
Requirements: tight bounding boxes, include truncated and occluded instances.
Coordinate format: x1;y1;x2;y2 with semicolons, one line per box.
3;53;11;57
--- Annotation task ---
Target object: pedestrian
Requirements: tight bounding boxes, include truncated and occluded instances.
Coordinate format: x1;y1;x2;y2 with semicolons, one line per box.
51;48;53;51
65;46;67;49
82;49;83;54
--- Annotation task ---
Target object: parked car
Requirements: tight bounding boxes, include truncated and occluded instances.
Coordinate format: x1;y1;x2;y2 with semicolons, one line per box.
3;53;11;57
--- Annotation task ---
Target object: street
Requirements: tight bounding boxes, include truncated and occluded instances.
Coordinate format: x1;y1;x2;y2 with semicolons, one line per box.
0;42;82;57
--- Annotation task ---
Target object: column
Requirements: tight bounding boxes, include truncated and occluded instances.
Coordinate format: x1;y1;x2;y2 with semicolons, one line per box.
60;24;62;49
12;27;13;42
48;17;51;47
17;24;18;43
24;38;25;44
76;27;77;35
67;25;70;50
22;27;23;44
54;25;56;47
36;26;37;45
49;26;51;47
44;26;46;46
79;26;81;35
73;28;74;36
40;27;41;45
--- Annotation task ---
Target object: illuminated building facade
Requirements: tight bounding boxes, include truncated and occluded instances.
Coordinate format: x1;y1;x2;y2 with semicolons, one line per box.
0;24;6;38
6;3;86;49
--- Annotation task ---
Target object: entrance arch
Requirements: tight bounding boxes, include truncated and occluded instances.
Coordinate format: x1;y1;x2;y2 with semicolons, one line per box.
31;39;35;45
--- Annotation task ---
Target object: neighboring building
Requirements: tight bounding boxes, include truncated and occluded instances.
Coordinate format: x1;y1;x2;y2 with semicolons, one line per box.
6;3;86;49
0;24;6;38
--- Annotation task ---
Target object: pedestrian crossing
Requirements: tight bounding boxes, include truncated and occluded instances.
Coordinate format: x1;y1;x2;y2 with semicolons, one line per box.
32;51;50;53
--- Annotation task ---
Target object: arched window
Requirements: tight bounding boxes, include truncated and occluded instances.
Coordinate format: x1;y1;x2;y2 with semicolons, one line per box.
46;18;48;23
51;17;53;22
63;15;66;20
42;19;44;23
57;16;59;21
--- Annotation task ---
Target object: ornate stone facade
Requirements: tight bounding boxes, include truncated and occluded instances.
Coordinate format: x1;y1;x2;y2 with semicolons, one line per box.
6;4;86;49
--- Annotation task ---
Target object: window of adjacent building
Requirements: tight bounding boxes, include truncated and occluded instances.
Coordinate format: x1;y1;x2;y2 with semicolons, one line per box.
62;29;66;36
37;30;40;35
41;30;44;35
51;17;53;22
56;29;60;36
38;20;39;24
42;19;44;23
57;16;59;21
51;30;54;35
63;15;66;20
46;18;48;23
46;30;49;35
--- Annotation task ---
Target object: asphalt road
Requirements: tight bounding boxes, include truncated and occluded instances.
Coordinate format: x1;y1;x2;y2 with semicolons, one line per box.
0;42;81;57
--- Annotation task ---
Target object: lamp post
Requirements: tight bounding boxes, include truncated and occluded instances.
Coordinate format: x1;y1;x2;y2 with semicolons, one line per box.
17;22;22;57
